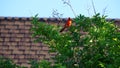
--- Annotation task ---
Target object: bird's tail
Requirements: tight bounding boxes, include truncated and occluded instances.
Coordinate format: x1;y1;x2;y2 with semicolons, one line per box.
60;27;66;32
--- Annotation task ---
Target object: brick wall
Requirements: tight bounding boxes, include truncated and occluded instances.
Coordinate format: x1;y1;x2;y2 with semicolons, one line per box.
0;17;65;67
0;17;120;67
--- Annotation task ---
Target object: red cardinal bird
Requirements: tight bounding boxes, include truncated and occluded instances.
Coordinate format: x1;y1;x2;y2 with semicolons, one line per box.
60;17;72;32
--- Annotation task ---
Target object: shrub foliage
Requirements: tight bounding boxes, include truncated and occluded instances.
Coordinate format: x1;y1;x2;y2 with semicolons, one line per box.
0;56;26;68
31;14;120;68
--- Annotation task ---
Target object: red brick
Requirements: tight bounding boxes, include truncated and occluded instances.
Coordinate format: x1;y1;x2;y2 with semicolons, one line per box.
38;55;45;59
15;38;21;42
12;50;23;54
5;34;11;37
40;50;49;55
10;34;17;37
0;29;9;33
25;26;31;29
6;25;17;29
20;29;25;33
2;42;11;46
24;42;31;46
42;46;49;51
30;46;40;50
0;25;5;29
0;43;2;45
36;51;41;55
2;46;9;50
11;42;17;45
14;30;20;33
45;54;50;59
23;47;30;51
18;46;25;49
33;43;43;46
25;39;31;42
0;39;4;42
0;33;11;38
9;45;16;50
0;21;9;25
15;21;25;26
9;29;19;33
19;55;25;59
14;54;20;59
3;51;11;55
24;30;30;34
18;25;25;29
16;34;24;38
25;21;31;26
24;50;31;54
28;51;36;55
9;55;15;59
5;38;10;41
17;42;24;46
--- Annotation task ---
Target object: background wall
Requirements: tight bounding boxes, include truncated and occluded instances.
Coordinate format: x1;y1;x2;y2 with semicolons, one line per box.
0;17;120;67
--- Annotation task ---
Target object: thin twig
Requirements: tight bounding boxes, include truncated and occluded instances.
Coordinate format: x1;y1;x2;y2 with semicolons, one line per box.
102;6;108;16
52;9;63;25
86;4;91;17
91;0;96;15
62;0;76;17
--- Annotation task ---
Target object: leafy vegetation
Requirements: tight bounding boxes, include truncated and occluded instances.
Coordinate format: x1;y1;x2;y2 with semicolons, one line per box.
31;13;120;68
0;56;26;68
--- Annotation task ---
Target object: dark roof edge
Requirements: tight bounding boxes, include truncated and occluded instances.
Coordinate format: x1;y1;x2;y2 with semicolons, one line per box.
106;18;120;22
0;17;120;22
0;17;68;22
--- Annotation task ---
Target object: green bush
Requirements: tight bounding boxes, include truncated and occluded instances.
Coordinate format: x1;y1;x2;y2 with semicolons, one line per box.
29;60;39;68
31;14;120;68
0;56;26;68
73;14;120;68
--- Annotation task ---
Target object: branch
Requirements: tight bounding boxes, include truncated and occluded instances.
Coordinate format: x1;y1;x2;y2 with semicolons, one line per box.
91;0;96;15
62;0;76;17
